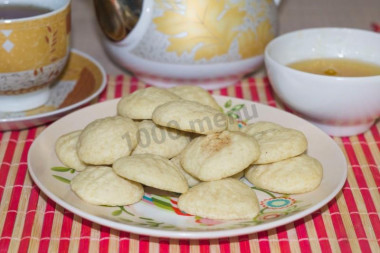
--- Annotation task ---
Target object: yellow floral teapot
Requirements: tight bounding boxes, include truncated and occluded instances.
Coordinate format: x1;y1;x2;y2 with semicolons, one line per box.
94;0;278;89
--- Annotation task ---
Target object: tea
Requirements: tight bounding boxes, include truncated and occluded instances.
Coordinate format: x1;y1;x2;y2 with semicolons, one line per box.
0;4;52;20
287;58;380;77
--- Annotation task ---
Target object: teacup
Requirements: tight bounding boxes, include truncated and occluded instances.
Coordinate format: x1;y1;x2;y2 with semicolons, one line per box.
0;0;71;112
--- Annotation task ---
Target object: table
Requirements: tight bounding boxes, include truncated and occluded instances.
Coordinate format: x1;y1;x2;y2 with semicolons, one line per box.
1;0;380;251
0;74;379;252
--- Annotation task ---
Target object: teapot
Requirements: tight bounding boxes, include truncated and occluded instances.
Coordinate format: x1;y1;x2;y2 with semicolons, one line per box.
94;0;279;89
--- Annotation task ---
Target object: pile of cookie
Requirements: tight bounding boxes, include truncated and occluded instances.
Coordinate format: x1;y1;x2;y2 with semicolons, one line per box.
55;86;323;220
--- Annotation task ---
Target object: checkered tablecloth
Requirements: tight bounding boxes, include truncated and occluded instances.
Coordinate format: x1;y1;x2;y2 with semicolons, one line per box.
0;73;379;253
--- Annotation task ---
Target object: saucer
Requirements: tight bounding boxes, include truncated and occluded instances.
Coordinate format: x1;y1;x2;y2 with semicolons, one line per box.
0;49;106;131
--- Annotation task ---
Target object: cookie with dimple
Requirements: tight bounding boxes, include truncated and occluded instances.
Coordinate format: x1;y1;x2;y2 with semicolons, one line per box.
178;178;260;219
77;116;138;165
168;85;221;110
71;166;144;206
181;131;260;181
117;87;180;120
242;121;283;135
132;120;191;158
113;154;188;193
252;128;307;164
152;100;227;134
245;154;323;194
55;130;86;171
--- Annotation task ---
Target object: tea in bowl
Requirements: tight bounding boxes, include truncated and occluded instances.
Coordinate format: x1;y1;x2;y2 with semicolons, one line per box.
265;28;380;136
0;0;71;112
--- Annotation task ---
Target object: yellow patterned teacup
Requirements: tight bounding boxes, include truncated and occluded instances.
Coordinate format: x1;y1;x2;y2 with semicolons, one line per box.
0;0;71;112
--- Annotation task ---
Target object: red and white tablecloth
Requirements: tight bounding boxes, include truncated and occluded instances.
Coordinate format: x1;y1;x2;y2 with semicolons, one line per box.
0;73;379;252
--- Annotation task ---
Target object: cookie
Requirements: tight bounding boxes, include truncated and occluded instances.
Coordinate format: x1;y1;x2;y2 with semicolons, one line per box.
252;128;307;164
71;166;144;206
132;120;191;158
168;85;221;110
178;178;260;219
232;170;244;180
171;154;245;187
77;116;138;165
242;121;283;135
117;87;180;120
181;131;260;181
113;154;188;193
152;100;227;134
245;154;323;194
170;155;200;187
55;130;86;171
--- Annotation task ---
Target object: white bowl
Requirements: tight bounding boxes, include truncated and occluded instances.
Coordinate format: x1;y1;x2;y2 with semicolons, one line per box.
265;28;380;136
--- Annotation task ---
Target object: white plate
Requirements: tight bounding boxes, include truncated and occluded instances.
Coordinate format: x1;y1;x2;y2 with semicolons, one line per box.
27;96;347;239
0;49;106;131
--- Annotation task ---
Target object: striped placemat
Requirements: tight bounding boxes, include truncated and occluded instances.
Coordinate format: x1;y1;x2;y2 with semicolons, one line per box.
0;74;379;253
